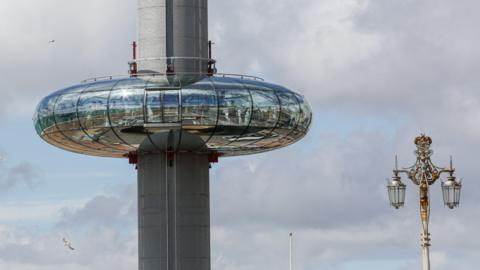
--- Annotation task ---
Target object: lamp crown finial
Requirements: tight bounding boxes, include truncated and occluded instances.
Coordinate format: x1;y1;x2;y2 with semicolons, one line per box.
414;134;432;149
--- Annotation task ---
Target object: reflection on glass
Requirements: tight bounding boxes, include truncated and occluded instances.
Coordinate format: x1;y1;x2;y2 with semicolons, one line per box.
249;90;279;128
163;90;180;123
276;92;300;130
109;88;146;148
248;91;300;149
109;88;144;127
47;131;94;154
296;94;312;132
207;89;252;148
78;91;110;129
181;87;218;149
146;91;162;123
145;90;180;123
33;103;42;135
181;88;217;127
36;95;54;134
225;89;280;147
217;89;251;127
76;90;126;151
113;78;147;90
35;77;311;157
55;93;81;132
48;85;90;134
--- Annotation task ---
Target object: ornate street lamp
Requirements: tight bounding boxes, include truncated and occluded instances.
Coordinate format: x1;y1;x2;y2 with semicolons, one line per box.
442;175;462;209
387;173;406;209
386;134;462;270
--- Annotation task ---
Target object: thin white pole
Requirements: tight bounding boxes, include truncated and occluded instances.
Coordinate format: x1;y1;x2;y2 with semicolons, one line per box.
289;232;293;270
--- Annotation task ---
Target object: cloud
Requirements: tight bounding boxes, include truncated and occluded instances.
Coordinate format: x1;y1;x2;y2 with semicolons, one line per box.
0;0;136;119
0;185;137;270
212;131;393;229
0;161;41;191
56;185;136;230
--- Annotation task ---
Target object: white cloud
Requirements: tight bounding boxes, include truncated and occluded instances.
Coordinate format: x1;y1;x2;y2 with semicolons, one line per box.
0;186;137;270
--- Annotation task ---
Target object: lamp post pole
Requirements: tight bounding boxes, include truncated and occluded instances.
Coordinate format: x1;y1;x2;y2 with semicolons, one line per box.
420;181;430;270
289;233;293;270
387;134;462;270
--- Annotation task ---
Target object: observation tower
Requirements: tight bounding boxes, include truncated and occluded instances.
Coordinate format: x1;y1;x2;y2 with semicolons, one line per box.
34;1;312;270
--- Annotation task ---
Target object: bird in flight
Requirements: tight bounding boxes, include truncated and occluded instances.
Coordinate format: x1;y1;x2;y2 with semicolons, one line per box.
49;40;55;44
62;238;75;251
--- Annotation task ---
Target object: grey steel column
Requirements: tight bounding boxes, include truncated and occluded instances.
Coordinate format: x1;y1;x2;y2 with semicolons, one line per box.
137;0;208;80
138;152;210;270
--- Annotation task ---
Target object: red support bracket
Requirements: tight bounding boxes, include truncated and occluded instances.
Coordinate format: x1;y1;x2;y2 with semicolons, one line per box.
128;152;138;165
208;152;223;163
166;63;175;75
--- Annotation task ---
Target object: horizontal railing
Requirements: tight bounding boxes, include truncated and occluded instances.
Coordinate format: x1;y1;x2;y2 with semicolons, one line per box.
80;72;264;84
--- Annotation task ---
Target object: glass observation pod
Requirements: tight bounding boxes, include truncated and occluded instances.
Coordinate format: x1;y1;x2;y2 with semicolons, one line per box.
33;75;312;158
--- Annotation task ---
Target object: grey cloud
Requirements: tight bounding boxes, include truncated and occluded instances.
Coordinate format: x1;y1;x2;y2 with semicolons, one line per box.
0;161;41;191
57;184;136;230
212;131;394;229
0;0;136;118
0;185;138;270
0;225;137;270
210;0;480;126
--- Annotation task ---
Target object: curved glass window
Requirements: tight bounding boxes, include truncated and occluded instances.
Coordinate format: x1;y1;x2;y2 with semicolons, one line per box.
181;87;218;149
37;93;58;134
295;94;312;133
206;77;252;149
225;89;280;148
277;92;300;130
77;80;120;117
75;87;129;153
33;103;42;135
247;91;300;149
207;89;252;148
109;88;145;147
54;91;117;153
163;90;180;123
145;90;180;123
37;87;94;154
146;91;162;123
217;89;251;127
261;92;301;148
78;91;110;129
109;88;144;127
249;90;279;128
53;84;92;132
54;93;81;132
35;94;83;153
181;88;217;126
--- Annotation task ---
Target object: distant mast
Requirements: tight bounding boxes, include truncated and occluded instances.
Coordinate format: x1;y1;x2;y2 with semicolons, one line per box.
289;232;293;270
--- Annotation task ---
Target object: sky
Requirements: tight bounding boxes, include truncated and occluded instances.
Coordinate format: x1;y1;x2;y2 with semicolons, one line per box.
0;0;480;269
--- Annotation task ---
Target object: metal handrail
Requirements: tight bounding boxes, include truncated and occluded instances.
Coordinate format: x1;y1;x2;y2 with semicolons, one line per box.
80;72;264;84
134;56;211;62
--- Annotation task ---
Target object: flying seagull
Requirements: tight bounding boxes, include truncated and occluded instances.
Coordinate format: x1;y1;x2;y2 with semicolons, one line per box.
62;238;75;251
